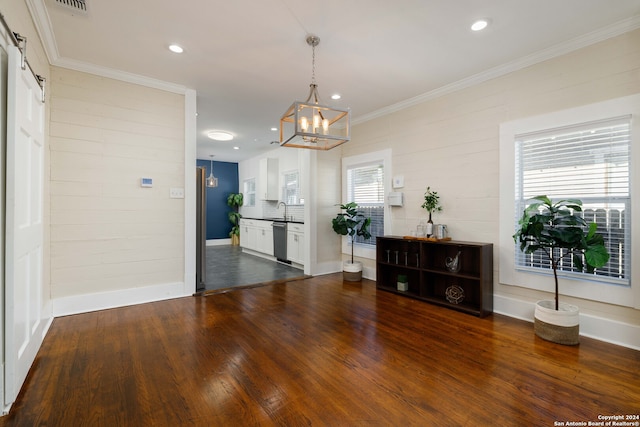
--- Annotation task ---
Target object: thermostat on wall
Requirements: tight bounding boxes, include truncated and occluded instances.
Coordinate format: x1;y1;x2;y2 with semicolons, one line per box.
393;175;404;189
141;178;153;187
388;192;404;206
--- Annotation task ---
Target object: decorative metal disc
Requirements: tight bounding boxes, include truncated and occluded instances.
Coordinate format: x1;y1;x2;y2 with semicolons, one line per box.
445;285;465;304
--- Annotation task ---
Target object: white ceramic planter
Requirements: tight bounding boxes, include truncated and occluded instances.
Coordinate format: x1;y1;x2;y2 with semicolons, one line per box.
534;300;580;345
343;261;363;282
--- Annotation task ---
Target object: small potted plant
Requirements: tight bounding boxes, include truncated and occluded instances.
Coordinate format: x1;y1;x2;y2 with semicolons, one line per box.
421;186;442;236
332;202;372;281
513;195;609;345
227;193;243;245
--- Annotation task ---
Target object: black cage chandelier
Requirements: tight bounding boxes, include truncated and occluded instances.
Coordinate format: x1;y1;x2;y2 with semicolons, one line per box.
280;35;350;150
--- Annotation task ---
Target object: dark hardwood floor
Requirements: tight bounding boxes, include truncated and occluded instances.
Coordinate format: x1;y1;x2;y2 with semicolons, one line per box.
2;274;638;426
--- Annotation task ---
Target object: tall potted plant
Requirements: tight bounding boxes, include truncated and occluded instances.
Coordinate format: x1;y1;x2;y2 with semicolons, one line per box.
513;195;609;345
227;193;243;246
421;186;442;237
332;202;372;281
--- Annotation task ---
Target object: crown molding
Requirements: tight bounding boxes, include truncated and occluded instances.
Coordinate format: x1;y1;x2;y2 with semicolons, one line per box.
26;0;59;64
353;15;640;126
51;56;190;94
26;0;190;95
26;1;640;109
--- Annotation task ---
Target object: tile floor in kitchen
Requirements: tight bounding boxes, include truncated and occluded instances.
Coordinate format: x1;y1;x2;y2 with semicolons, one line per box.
203;245;305;292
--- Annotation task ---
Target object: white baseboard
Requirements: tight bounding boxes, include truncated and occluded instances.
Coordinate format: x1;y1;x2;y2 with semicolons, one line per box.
207;238;231;246
363;265;376;281
241;248;277;262
53;282;190;317
494;294;640;350
309;262;377;280
579;314;640;350
310;261;342;276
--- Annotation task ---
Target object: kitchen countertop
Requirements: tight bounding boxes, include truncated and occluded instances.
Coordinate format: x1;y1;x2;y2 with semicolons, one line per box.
243;217;304;224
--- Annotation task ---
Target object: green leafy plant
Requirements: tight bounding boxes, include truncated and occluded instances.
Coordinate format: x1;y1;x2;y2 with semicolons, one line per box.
331;202;372;264
513;195;610;310
421;186;442;220
227;193;243;238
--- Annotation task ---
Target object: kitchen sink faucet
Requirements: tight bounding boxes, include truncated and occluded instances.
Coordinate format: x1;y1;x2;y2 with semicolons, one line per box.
278;202;288;221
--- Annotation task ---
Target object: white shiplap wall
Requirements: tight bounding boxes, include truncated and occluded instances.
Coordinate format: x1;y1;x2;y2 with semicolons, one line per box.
344;29;640;347
49;67;186;314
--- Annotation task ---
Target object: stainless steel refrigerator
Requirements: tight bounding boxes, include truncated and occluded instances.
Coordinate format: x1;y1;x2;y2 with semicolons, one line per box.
196;167;206;291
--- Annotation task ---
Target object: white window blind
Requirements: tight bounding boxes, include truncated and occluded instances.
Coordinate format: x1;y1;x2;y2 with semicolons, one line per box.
347;162;384;246
283;171;300;205
243;178;256;207
514;115;631;285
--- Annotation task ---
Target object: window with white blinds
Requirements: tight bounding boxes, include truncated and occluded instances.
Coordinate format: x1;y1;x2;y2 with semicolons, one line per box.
243;178;255;207
514;115;631;285
283;171;301;205
347;162;384;246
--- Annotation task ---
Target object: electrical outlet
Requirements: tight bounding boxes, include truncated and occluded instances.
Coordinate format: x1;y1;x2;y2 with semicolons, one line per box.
170;187;184;199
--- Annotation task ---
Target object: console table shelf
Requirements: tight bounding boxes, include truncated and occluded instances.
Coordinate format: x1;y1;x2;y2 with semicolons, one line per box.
376;236;493;317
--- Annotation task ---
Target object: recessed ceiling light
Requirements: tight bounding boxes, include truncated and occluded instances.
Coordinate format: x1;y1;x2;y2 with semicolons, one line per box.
331;94;341;100
169;44;184;53
270;127;278;131
207;131;234;141
471;19;489;31
233;146;240;150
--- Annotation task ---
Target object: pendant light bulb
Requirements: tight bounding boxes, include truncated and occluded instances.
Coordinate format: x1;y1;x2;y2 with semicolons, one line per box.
206;156;218;188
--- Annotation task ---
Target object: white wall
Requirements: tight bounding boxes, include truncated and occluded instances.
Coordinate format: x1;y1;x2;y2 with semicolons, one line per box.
309;149;343;275
49;67;188;314
344;29;640;348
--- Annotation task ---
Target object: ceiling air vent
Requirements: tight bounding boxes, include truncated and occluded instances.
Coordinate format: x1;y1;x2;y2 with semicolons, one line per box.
54;0;87;13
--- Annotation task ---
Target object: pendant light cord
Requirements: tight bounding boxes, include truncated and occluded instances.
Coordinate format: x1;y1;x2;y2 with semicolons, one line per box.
311;41;316;85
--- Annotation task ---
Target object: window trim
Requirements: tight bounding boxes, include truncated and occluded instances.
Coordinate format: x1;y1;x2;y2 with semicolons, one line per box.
341;149;392;260
499;95;639;308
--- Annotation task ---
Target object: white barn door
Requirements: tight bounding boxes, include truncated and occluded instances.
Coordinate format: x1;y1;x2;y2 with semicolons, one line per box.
4;44;47;407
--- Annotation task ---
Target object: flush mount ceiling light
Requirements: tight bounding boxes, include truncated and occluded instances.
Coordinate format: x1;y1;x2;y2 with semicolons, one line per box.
280;35;350;150
471;19;490;31
206;155;218;188
207;131;234;141
168;44;184;53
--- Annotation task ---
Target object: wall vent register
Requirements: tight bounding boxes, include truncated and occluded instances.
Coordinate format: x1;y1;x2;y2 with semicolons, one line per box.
55;0;88;13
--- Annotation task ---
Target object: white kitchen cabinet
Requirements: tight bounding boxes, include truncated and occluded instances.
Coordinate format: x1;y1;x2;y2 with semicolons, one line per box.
287;223;305;265
257;226;274;256
259;158;279;200
240;219;274;257
240;219;258;251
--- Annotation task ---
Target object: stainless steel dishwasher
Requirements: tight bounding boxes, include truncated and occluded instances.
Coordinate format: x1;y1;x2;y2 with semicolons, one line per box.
272;221;289;263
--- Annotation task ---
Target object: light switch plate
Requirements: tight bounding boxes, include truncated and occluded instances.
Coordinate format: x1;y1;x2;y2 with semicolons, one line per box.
170;187;184;199
393;175;404;189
